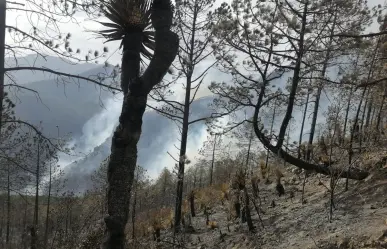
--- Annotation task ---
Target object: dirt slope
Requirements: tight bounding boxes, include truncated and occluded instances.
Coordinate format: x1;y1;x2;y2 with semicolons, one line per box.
136;158;387;249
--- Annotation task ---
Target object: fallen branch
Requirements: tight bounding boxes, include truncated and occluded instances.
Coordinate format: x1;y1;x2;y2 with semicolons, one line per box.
252;105;370;180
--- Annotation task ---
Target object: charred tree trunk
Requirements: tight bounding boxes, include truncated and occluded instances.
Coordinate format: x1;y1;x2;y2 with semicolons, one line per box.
32;138;41;249
0;0;6;133
346;88;368;191
264;100;277;174
189;191;195;218
365;97;373;130
152;228;161;243
30;225;37;249
306;10;337;161
174;39;194;236
102;4;179;248
209;134;217;186
306;87;322;161
298;88;310;159
245;129;253;176
243;189;255;232
359;89;370;148
375;89;386;137
6;164;10;247
345;38;381;191
342;86;354;145
44;161;52;249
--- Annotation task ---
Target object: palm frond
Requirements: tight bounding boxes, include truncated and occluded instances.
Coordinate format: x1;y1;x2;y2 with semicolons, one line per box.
98;0;155;61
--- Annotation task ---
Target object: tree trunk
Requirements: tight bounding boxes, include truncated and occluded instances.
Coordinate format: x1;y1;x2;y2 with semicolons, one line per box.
365;97;373;129
298;88;310;159
306;11;337;161
346;38;381;190
264;100;277;176
44;161;52;249
243;189;255;232
6;164;10;247
375;89;386;136
30;226;37;249
32;139;41;249
359;89;370;150
209;134;217;186
174;60;193;235
342;87;354;144
189;191;195;218
0;0;6;133
245;129;253;176
346;88;367;191
102;7;179;247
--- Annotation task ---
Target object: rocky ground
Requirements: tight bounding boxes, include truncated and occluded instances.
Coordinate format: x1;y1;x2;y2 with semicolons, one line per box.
136;154;387;249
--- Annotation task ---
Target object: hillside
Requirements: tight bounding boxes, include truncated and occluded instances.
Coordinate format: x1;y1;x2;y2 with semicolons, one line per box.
6;55;215;192
127;153;387;249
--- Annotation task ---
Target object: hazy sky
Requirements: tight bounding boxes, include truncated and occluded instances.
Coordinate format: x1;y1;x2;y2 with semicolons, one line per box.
4;0;387;179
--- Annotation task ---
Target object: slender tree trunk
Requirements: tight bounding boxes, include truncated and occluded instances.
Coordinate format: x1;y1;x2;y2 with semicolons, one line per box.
306;10;337;161
342;87;353;145
284;121;291;167
328;111;339;222
189;191;195;218
0;0;6;133
173;60;193;235
44;162;52;249
346;36;381;190
265;100;277;175
209;134;217;186
301;170;308;204
347;88;367;191
359;89;370;151
375;88;386;135
365;97;373;129
298;88;310;159
245;129;253;176
174;5;198;233
307;87;322;161
199;166;203;188
32;139;41;249
6;164;10;247
243;189;255;232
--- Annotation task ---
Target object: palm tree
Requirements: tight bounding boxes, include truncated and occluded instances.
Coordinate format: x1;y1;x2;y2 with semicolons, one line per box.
98;0;179;248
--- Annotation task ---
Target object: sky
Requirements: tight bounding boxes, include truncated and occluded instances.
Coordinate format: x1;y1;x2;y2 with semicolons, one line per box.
3;0;387;182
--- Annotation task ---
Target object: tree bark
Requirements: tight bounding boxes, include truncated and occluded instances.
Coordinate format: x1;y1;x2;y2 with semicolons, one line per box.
102;4;179;247
209;134;217;186
173;9;197;230
32;139;41;249
174;74;192;233
6;164;10;247
264;100;277;176
375;88;386;133
342;86;353;144
243;189;255;232
345;38;381;190
0;0;6;134
44;161;52;249
298;89;310;159
189;191;195;218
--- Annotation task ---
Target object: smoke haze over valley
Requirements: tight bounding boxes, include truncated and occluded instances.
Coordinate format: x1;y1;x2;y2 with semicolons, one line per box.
6;54;345;193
